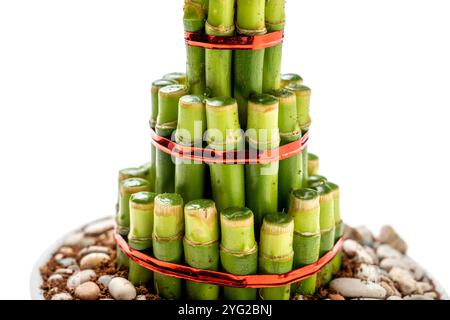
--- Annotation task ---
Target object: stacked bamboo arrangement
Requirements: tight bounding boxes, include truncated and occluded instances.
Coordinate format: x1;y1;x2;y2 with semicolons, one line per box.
114;0;344;300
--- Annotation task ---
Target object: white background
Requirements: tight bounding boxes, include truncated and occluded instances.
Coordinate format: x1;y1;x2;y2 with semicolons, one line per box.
1;0;449;299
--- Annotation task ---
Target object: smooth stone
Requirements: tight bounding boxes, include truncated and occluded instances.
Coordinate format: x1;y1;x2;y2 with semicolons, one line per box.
75;281;100;300
293;295;305;300
108;277;137;300
51;293;73;300
380;257;424;280
343;240;374;264
80;253;110;269
380;280;401;297
63;232;85;246
54;253;64;261
356;226;375;247
424;292;438;299
55;268;74;275
78;246;110;258
84;219;115;236
364;246;379;265
403;294;434;300
98;231;116;247
387;296;402;300
67;269;96;289
57;257;77;268
330;278;387;299
136;295;147;301
379;225;408;254
98;275;114;287
48;274;64;284
59;247;75;256
343;225;364;244
416;281;433;293
389;267;417;296
68;265;80;272
377;244;402;260
355;264;381;283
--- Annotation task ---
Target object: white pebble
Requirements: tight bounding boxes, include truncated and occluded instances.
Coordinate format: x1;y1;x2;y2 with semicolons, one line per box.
387;296;402;300
136;295;147;300
48;274;64;284
108;277;137;300
67;269;96;289
343;240;374;264
55;268;74;275
330;278;386;299
63;232;85;246
78;246;110;258
57;257;77;268
80;253;110;269
355;264;381;283
389;267;417;296
84;219;115;236
51;293;73;300
98;275;114;287
75;281;100;300
377;244;402;260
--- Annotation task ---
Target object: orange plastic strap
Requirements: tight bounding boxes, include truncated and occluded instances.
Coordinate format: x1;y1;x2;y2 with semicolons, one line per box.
150;128;308;165
185;30;284;50
115;232;343;288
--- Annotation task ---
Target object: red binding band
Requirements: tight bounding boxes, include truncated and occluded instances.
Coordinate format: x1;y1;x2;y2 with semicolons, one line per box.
116;232;343;288
185;30;284;50
150;128;308;165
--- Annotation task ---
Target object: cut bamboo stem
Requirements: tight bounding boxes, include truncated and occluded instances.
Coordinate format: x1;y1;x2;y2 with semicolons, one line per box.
155;84;189;194
128;191;157;286
184;1;206;94
262;0;286;92
280;73;303;88
246;93;280;231
308;153;319;177
288;188;321;295
206;97;245;213
184;199;220;300
312;183;335;287
234;0;266;128
153;193;184;300
205;0;235;97
163;72;187;85
220;207;258;300
273;89;303;212
175;95;206;203
328;182;344;273
259;213;294;300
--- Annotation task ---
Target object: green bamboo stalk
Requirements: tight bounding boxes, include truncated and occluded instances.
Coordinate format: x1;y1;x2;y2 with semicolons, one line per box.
308;153;319;177
272;89;303;212
280;73;303;88
184;1;206;94
259;213;294;300
205;0;235;97
246;94;280;230
155;84;189;194
116;167;150;270
307;175;328;188
234;0;266;128
151;79;178;191
153;193;184;300
163;72;187;85
184;200;220;300
175;95;206;203
128;191;157;286
312;183;335;287
116;178;151;270
205;97;245;213
328;182;344;273
220;207;258;300
288;189;320;295
262;0;286;92
288;84;312;187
